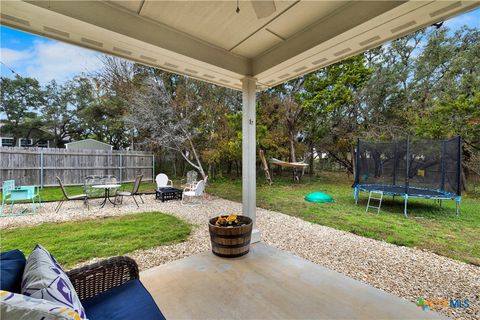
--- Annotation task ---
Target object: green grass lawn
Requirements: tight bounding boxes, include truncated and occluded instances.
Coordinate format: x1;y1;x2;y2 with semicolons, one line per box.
0;212;191;269
208;173;480;266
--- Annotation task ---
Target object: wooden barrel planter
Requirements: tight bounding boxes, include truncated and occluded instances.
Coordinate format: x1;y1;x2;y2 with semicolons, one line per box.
209;215;253;258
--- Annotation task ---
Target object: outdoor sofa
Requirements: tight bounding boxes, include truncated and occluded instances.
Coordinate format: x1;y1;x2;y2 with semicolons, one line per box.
0;249;166;320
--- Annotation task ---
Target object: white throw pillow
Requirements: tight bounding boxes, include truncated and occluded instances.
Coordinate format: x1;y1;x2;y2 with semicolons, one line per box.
0;290;80;320
21;245;87;320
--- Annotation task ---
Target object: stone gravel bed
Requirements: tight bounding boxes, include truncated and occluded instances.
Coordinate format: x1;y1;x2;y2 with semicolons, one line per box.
1;195;478;319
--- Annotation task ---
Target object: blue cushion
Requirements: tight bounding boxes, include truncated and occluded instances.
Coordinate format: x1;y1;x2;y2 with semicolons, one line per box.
81;279;165;320
0;249;26;293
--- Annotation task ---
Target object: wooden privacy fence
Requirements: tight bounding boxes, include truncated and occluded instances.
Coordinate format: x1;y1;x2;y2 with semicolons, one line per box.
0;147;154;187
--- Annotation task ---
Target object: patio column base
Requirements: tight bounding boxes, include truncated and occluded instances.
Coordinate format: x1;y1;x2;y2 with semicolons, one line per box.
251;228;261;243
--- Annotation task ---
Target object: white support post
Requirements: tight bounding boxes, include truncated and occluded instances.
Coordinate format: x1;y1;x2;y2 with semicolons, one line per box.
242;77;260;243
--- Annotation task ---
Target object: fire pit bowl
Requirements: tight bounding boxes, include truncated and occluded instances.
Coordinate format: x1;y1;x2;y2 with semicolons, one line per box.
208;215;253;258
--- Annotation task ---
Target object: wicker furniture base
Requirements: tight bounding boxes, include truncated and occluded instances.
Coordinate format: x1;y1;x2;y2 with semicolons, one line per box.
67;256;139;300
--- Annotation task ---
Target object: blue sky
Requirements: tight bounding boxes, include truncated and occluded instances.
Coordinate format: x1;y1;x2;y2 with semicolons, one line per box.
0;27;100;84
1;7;479;85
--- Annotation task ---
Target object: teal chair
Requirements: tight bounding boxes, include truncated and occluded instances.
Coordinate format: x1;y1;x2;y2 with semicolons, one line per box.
1;180;15;214
1;182;41;215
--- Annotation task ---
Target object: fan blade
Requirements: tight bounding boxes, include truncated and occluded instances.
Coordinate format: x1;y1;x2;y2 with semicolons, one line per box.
251;1;276;19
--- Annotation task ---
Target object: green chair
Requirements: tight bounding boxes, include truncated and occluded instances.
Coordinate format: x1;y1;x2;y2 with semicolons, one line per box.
1;180;15;214
1;182;41;215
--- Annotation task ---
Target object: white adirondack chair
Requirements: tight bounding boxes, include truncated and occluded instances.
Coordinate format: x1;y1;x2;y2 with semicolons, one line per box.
155;173;173;190
182;180;205;205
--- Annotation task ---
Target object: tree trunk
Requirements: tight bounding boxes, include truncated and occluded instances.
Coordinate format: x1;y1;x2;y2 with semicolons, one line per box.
309;145;314;176
461;164;468;192
289;132;296;162
173;157;177;177
259;149;272;185
288;132;300;182
351;144;356;180
235;160;240;177
183;132;206;179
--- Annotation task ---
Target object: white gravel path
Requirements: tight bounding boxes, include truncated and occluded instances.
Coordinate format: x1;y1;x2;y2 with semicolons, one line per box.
1;195;478;320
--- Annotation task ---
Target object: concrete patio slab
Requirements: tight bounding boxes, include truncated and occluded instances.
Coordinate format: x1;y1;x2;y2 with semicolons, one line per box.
141;243;448;319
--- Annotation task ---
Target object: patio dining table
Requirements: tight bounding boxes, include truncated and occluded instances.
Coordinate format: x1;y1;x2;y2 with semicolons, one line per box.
92;184;121;208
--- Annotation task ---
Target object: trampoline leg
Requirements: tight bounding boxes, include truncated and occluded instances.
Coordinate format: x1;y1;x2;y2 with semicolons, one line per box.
354;187;359;205
403;195;408;217
455;196;461;216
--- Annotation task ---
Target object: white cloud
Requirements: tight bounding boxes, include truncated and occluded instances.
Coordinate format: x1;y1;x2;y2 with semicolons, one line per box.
1;39;101;84
25;40;101;83
0;47;32;64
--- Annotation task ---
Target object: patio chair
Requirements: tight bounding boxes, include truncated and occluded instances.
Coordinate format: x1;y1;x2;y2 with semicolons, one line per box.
1;180;15;214
84;175;103;198
155;173;173;190
101;175;119;194
100;175;117;184
182;180;205;205
1;181;41;215
116;175;144;207
186;170;198;187
180;170;199;189
55;176;89;213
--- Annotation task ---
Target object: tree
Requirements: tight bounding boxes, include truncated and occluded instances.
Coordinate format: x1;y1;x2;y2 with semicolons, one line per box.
0;76;43;145
91;56;151;149
41;80;72;147
264;78;306;162
128;76;208;179
66;75;132;149
192;80;241;177
303;55;372;173
257;78;308;180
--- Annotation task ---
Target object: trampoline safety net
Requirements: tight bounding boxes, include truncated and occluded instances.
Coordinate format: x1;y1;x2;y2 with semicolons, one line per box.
354;136;462;197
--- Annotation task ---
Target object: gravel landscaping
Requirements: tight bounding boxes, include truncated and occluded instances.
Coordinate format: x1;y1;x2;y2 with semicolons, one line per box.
1;195;478;319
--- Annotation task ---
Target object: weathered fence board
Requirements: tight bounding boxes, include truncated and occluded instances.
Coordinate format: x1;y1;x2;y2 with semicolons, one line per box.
0;147;154;188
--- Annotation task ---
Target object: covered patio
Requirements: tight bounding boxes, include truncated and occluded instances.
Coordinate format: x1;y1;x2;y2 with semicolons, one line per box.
141;243;447;319
2;1;478;319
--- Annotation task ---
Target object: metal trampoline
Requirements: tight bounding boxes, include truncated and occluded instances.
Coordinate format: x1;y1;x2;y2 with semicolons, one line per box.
353;136;462;216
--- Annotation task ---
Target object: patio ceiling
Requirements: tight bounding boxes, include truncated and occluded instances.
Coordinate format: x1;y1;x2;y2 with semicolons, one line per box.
1;1;478;91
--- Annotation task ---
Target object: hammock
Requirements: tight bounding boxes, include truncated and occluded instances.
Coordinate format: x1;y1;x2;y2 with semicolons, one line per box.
270;158;309;168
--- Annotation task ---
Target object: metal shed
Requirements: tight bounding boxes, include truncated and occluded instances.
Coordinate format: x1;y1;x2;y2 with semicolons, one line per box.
65;139;113;151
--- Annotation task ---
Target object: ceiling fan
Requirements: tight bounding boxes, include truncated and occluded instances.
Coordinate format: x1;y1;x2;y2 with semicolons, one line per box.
236;0;277;19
